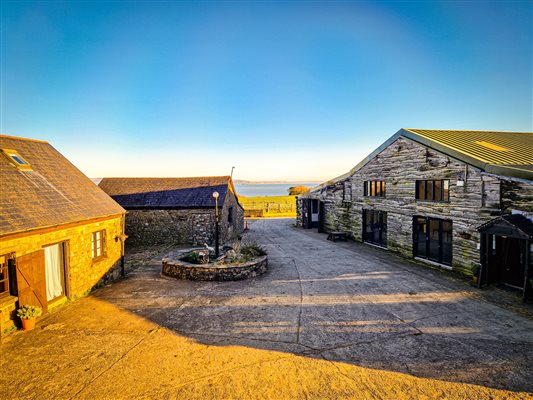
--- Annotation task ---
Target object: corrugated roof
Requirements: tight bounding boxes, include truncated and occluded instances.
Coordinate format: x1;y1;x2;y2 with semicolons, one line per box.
405;129;533;170
308;128;533;194
99;176;233;209
0;135;125;237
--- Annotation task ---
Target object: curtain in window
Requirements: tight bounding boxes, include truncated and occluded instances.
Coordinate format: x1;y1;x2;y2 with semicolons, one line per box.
45;244;63;301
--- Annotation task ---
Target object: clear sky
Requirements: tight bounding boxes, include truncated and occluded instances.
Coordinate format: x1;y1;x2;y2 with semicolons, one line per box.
1;1;531;181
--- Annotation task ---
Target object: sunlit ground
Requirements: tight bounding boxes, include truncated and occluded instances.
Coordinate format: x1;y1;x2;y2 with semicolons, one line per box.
1;297;529;400
1;219;532;399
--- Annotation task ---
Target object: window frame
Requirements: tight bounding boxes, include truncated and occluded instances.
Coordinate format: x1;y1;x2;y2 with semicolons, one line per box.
415;180;450;202
343;181;352;202
0;254;10;298
364;180;386;198
91;230;107;261
413;216;453;266
228;206;233;224
1;148;32;170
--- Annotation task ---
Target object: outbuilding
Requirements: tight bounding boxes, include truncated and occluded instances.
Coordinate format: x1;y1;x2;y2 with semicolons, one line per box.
99;176;244;247
0;135;127;332
298;128;533;299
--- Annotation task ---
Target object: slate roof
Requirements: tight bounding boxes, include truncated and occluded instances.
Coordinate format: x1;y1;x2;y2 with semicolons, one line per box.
477;214;533;239
0;135;125;237
309;128;533;193
99;176;234;209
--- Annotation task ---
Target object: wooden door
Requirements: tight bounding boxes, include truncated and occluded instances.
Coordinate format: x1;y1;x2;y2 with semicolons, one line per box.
16;250;48;313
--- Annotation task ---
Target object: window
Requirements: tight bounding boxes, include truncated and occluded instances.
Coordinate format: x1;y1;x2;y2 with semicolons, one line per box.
362;210;387;248
413;217;452;266
228;206;233;224
0;255;10;297
1;148;32;170
343;181;352;202
364;181;386;197
91;230;106;259
416;180;449;202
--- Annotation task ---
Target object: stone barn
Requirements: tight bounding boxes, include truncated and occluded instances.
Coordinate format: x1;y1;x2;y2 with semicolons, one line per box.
99;176;244;247
298;128;533;299
0;135;126;332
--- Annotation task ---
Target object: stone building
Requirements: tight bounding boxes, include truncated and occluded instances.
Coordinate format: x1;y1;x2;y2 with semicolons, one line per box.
297;129;533;299
99;176;244;247
0;135;126;332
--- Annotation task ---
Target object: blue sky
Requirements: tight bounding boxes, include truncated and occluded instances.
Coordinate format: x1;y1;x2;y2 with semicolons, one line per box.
1;1;531;181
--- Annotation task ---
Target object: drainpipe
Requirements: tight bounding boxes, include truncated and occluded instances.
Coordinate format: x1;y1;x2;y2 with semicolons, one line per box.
120;213;126;276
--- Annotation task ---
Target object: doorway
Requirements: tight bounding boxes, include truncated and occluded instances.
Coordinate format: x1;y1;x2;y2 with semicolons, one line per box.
487;235;526;289
44;243;66;302
363;209;387;248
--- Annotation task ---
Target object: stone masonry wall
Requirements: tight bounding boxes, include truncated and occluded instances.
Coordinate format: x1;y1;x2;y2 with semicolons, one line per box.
125;191;244;247
124;209;214;247
298;136;532;276
219;189;245;243
0;215;124;332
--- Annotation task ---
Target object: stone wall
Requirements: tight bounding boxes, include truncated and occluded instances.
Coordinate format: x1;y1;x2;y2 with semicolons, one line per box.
298;136;532;276
0;215;124;332
162;256;268;281
219;189;245;243
124;209;214;247
124;191;244;247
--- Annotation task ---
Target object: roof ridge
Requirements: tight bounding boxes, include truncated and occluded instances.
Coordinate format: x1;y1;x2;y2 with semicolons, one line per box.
0;134;49;143
101;175;230;179
404;128;533;134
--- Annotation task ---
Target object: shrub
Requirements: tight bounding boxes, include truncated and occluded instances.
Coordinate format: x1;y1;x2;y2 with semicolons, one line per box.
288;186;310;196
17;305;42;320
240;243;267;257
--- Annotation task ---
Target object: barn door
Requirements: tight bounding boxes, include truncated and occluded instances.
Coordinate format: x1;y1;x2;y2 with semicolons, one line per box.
16;250;48;313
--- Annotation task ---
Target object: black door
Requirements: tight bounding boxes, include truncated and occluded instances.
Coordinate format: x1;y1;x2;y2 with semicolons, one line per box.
363;210;387;248
490;236;526;288
318;201;325;233
413;217;452;266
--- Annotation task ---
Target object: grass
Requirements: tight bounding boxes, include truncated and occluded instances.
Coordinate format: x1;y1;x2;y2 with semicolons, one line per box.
238;195;297;218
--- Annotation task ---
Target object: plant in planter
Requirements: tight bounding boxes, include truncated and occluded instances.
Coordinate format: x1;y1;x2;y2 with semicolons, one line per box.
17;305;42;331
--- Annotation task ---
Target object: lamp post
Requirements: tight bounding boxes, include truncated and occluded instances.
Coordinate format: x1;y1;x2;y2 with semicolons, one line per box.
212;191;220;258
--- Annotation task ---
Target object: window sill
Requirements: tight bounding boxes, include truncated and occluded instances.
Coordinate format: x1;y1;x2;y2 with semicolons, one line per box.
92;256;108;265
415;200;450;204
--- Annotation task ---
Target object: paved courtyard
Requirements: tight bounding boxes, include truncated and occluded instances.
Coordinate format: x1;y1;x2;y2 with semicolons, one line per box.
2;218;532;399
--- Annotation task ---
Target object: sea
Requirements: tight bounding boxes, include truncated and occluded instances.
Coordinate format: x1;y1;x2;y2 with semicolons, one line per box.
234;183;320;197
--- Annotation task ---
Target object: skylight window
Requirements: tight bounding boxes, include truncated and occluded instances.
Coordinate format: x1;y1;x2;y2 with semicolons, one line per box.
9;153;28;165
1;149;32;170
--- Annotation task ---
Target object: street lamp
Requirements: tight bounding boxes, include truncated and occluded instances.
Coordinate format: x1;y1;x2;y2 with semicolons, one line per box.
212;191;220;258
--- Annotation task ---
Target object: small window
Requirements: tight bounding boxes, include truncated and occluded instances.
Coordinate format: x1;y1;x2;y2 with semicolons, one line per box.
364;180;385;198
416;180;450;202
91;230;106;260
343;181;352;202
1;149;32;170
228;207;233;224
0;255;10;297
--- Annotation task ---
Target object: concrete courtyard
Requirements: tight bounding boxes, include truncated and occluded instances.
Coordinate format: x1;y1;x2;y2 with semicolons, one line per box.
1;218;532;399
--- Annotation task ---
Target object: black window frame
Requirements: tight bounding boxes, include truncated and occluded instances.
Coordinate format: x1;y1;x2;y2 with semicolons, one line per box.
413;216;453;266
364;180;386;198
362;209;388;248
415;180;450;202
228;206;233;224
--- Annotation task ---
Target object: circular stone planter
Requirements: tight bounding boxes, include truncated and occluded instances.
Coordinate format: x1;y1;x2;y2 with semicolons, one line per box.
162;255;268;281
